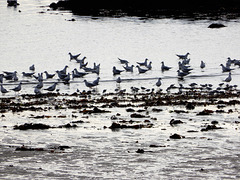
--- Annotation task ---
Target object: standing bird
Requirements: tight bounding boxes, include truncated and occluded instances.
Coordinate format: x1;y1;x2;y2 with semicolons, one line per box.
137;58;148;66
220;64;233;72
44;71;55;79
44;82;57;92
161;61;172;71
156;78;162;87
0;84;8;94
118;58;129;64
116;77;122;84
83;80;96;88
146;61;152;70
34;87;41;95
113;66;124;75
92;77;100;86
200;61;206;69
224;72;232;82
123;64;134;72
35;80;43;89
136;65;148;74
29;64;35;71
11;82;22;93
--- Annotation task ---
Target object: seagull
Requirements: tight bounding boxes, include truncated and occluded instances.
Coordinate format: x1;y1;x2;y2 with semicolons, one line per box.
44;82;57;92
75;56;87;64
59;65;68;75
146;61;152;70
56;71;68;80
156;78;162;87
63;73;71;83
137;58;148;66
220;64;233;72
83;79;96;88
161;61;172;71
11;82;22;92
116;77;122;83
3;71;16;76
123;64;134;72
4;71;18;81
44;71;55;79
224;72;232;82
29;64;35;71
178;62;193;72
74;69;88;77
35;80;43;89
177;70;189;78
92;77;100;85
176;52;190;59
0;84;8;94
34;87;41;95
79;61;88;69
22;72;34;77
136;65;148;73
69;52;81;61
200;61;206;69
118;58;129;64
113;66;124;75
0;74;4;83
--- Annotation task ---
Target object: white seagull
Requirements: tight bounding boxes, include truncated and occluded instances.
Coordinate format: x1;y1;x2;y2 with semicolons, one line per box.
113;66;124;75
118;58;129;64
116;77;122;83
11;82;22;92
136;65;148;73
137;58;148;66
0;84;8;94
123;64;134;72
156;78;162;87
29;64;35;71
161;61;172;71
220;64;233;72
224;72;232;82
84;79;96;88
200;61;206;69
44;82;57;92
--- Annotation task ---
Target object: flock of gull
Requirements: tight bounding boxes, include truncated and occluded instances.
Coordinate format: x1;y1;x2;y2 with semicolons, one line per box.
0;52;239;96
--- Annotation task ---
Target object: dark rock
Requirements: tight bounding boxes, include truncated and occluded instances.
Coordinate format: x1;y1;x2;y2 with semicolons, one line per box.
186;102;195;110
211;120;219;125
15;145;44;151
126;108;135;112
13;123;50;130
197;109;214;115
109;122;153;129
149;144;166;148
208;23;226;28
130;113;148;118
136;149;144;153
58;123;77;128
170;133;185;139
152;108;163;112
201;124;223;131
170;119;184;126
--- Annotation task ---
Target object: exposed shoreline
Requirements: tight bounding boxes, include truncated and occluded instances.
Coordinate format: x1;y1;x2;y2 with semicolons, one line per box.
49;0;240;19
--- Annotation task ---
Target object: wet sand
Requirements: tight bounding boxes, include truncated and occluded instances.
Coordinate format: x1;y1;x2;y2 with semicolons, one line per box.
1;85;240;178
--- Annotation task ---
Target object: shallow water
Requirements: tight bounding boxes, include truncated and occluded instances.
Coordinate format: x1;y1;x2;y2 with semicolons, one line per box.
1;0;240;179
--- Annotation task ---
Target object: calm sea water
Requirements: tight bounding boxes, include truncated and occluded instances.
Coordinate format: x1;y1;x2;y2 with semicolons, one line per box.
1;0;240;96
1;0;240;179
